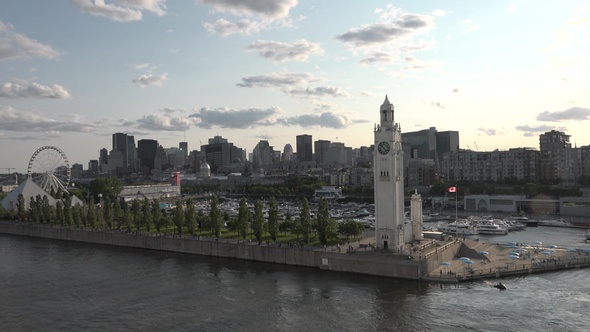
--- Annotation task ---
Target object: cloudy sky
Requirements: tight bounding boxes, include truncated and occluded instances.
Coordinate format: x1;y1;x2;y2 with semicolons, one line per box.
1;1;589;173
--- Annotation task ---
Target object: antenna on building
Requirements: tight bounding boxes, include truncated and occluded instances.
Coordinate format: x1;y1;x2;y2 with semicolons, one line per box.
474;141;479;151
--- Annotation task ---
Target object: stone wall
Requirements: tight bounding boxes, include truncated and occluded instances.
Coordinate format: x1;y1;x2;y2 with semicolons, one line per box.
0;221;423;280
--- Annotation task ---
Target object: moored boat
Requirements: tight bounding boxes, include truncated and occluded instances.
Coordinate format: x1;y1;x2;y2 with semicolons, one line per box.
538;218;574;228
437;221;478;235
475;222;509;235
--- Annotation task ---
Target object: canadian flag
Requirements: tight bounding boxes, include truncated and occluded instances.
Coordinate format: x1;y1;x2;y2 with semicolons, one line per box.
447;186;457;193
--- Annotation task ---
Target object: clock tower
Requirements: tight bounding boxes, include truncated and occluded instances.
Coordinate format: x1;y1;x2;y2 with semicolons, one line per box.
373;95;405;252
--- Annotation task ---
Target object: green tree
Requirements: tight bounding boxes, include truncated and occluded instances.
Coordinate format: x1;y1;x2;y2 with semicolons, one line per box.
131;200;141;231
152;199;163;233
72;203;82;227
279;211;294;235
63;194;72;226
251;199;265;242
16;194;26;221
43;196;53;224
102;197;112;228
142;198;152;232
267;197;279;242
29;195;41;223
185;199;197;235
523;183;538;198
316;198;332;245
87;197;96;228
197;209;205;234
55;200;65;225
209;195;223;238
113;199;123;229
338;219;364;240
237;197;250;240
299;197;312;244
173;199;184;235
88;176;123;203
124;208;133;232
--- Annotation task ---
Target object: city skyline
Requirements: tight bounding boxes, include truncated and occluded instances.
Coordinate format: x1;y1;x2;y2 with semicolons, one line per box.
1;1;589;173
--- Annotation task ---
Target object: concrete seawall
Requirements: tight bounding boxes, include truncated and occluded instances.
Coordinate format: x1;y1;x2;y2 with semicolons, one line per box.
0;221;424;281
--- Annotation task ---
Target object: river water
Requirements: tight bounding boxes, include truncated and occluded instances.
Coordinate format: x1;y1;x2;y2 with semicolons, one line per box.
1;226;590;332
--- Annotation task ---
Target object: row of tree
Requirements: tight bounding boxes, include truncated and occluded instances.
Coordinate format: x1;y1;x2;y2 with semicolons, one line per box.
0;193;365;247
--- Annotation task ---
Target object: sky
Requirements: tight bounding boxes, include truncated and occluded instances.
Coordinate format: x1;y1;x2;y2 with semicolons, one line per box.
1;0;590;174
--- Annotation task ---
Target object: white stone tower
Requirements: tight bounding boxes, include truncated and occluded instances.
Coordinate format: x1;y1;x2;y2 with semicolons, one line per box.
373;95;405;252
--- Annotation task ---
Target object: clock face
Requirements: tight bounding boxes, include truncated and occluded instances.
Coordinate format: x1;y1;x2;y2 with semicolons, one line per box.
378;141;390;155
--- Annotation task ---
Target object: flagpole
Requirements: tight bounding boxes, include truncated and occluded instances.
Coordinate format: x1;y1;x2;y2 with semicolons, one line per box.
455;188;458;240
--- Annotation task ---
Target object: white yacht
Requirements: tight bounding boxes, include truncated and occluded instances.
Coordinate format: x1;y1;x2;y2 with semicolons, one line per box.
475;222;509;235
538;218;574;228
437;221;478;235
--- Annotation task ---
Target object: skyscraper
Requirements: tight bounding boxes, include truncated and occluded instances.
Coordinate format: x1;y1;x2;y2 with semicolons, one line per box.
314;140;330;166
179;141;188;166
138;139;158;173
296;134;313;162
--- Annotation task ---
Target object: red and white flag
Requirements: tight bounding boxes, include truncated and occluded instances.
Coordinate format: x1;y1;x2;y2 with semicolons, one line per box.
447;186;457;193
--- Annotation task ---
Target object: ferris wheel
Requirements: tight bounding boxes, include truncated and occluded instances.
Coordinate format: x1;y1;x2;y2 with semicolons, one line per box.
27;146;71;193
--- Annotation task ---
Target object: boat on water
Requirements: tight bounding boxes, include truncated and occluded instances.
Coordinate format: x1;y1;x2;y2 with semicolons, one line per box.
437;221;478;235
494;282;507;290
538;218;575;228
475;222;509;235
505;216;538;227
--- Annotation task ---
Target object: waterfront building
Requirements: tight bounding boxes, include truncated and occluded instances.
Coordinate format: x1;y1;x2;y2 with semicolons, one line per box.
373;96;406;252
441;148;539;183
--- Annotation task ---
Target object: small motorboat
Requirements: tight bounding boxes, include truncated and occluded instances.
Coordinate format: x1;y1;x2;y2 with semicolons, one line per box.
494;282;507;290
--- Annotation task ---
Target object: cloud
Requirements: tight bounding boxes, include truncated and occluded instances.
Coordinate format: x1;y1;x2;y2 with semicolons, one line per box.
536;107;590;122
190;107;280;129
335;7;438;71
132;72;168;88
335;12;434;47
515;124;566;137
237;72;347;98
478;128;498;136
159;107;186;116
0;79;71;99
360;91;376;97
0;106;96;135
0;21;60;61
202;18;265;36
199;0;297;20
69;0;167;22
136;113;193;131
359;51;394;65
462;19;480;33
237;72;315;88
430;101;445;109
287;86;349;98
131;63;150;70
279;111;368;129
246;39;322;62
